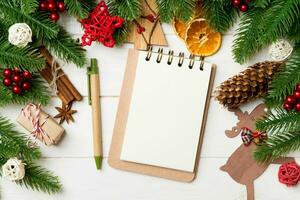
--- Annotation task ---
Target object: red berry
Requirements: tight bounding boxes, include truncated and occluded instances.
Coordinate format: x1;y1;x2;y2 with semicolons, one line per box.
295;83;300;92
22;82;31;91
283;102;292;111
232;0;241;7
3;78;12;86
12;85;22;94
137;26;145;34
57;2;65;12
285;95;296;105
295;103;300;111
39;1;48;11
294;90;300;100
246;0;252;3
12;75;21;83
50;12;60;22
47;2;57;12
146;14;155;23
22;71;32;79
3;68;13;77
13;68;20;74
240;4;249;12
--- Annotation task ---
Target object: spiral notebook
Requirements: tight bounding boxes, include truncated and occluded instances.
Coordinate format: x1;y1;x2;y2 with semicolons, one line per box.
108;48;216;182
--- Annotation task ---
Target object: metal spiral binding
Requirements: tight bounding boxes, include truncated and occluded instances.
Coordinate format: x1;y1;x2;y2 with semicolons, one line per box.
145;47;205;70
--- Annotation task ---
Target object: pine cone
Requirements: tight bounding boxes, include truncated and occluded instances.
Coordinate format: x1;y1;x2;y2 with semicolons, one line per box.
215;61;283;108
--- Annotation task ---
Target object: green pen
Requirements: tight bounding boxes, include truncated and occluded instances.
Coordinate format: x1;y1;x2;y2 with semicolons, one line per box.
87;58;103;170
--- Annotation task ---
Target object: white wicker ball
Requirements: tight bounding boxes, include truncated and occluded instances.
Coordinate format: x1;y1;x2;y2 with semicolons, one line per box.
269;39;293;61
2;157;26;181
8;23;32;47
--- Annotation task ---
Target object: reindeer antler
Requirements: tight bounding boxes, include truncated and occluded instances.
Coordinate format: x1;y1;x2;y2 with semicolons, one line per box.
228;107;245;121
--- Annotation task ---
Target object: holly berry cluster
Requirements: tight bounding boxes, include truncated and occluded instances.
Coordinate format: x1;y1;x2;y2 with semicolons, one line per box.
231;0;252;12
2;68;32;95
283;84;300;111
39;0;66;22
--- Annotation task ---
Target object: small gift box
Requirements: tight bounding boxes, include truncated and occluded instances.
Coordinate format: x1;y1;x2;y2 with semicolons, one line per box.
17;103;65;146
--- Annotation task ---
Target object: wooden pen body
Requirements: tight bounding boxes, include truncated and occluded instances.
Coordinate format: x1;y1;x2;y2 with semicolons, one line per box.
90;74;103;158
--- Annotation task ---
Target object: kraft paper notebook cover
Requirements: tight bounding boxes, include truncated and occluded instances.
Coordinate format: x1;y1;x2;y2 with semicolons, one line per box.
108;48;216;182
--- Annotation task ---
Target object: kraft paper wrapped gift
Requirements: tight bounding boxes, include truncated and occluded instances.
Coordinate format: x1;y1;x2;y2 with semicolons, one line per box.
17;104;65;146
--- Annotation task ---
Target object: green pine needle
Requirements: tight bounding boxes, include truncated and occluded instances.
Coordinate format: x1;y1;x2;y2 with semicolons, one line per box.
203;0;239;32
17;164;62;194
0;116;41;162
0;74;50;106
18;0;39;14
42;28;86;67
108;0;142;21
265;45;300;107
254;131;300;163
65;0;96;20
232;8;266;63
114;22;130;46
156;0;196;23
256;107;300;134
0;39;45;72
254;0;271;8
0;0;59;39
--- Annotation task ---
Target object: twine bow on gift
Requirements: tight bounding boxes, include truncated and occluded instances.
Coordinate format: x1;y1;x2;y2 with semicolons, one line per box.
240;127;267;146
22;103;54;145
49;59;63;94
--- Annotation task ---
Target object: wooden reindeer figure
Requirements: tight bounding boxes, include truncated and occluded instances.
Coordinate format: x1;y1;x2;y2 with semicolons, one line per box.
220;104;295;200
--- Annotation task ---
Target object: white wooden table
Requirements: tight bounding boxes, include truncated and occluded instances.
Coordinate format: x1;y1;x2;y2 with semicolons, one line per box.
1;15;300;200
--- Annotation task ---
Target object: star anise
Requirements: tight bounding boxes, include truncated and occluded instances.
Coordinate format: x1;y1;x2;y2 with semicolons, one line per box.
54;103;77;124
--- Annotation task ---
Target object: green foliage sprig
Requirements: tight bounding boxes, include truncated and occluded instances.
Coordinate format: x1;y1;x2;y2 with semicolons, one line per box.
0;117;62;194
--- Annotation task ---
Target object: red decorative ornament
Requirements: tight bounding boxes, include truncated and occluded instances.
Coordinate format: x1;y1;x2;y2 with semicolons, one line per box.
39;1;48;11
47;1;57;12
240;4;249;12
295;103;300;111
285;95;296;105
294;90;300;100
3;78;12;86
12;74;21;83
13;68;20;74
50;12;60;22
278;162;300;187
22;82;31;91
22;71;32;79
57;1;65;12
12;85;22;95
3;68;13;77
80;1;124;48
146;14;155;23
137;26;146;34
296;83;300;92
283;102;292;111
232;0;241;7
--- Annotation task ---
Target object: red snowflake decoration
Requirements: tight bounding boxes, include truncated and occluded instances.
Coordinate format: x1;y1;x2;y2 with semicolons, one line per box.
80;1;124;48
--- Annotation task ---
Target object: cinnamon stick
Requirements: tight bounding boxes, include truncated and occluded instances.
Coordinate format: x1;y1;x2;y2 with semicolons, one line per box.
40;63;75;105
39;47;83;101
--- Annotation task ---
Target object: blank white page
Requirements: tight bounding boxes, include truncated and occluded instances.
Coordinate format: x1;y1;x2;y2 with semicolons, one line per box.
120;51;213;172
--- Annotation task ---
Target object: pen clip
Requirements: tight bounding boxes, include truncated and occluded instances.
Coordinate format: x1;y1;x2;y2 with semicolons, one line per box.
87;67;92;105
87;58;99;105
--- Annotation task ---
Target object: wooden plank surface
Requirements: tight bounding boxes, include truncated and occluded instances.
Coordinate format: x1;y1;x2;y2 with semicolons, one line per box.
1;14;300;200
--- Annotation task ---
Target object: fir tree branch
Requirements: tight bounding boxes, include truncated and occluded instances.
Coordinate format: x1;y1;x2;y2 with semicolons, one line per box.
262;0;300;43
0;0;59;39
256;107;300;134
0;116;41;162
265;45;300;106
42;28;86;67
113;22;130;46
232;8;266;63
0;74;50;106
288;20;300;43
108;0;142;21
254;130;300;162
64;0;96;19
17;0;39;14
0;39;45;72
203;0;239;32
254;0;271;8
156;0;196;23
17;164;62;194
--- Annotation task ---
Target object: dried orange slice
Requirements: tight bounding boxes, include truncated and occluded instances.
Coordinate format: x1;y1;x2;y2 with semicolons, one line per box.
173;18;188;40
185;18;222;56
